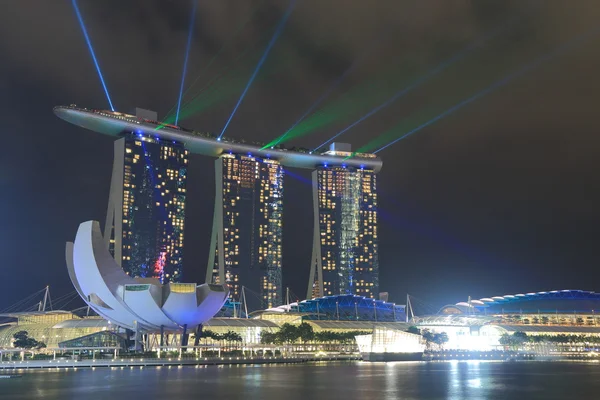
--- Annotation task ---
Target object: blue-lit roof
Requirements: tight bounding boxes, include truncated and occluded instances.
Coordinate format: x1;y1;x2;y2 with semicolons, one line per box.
265;294;406;322
451;290;600;313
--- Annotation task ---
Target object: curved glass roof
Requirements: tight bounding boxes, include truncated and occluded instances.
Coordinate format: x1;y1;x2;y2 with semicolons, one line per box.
308;321;409;330
454;290;600;311
204;318;278;328
498;325;600;333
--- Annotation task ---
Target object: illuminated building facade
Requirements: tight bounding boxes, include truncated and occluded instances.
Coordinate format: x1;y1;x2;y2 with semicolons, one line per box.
308;144;378;299
104;132;188;283
207;154;284;311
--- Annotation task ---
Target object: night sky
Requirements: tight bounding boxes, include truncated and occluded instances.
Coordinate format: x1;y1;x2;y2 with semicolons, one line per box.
1;1;600;312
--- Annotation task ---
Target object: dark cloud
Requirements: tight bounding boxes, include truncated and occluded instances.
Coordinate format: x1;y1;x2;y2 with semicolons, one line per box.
1;0;600;309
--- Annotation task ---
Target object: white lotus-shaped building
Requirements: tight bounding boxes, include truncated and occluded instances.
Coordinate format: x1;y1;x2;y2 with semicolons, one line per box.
66;221;229;331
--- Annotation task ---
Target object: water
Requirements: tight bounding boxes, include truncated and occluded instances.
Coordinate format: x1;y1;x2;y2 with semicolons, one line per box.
2;361;600;399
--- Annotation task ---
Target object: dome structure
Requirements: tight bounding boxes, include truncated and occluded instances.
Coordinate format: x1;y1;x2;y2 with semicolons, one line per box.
439;290;600;315
66;221;228;331
259;294;406;322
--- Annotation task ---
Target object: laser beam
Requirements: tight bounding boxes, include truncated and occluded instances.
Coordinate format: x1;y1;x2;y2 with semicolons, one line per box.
263;69;352;149
163;1;267;122
71;0;114;111
163;23;281;124
312;11;530;153
264;24;403;150
373;27;599;154
264;33;393;149
175;0;198;126
218;0;296;140
158;41;300;129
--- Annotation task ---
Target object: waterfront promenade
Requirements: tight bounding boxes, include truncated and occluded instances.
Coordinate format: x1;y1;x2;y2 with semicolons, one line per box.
0;354;360;370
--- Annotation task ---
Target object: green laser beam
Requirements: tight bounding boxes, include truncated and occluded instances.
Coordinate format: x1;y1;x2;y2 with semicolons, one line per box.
163;18;285;123
163;36;263;122
162;1;267;121
351;24;600;157
350;107;439;156
161;44;300;126
266;66;414;147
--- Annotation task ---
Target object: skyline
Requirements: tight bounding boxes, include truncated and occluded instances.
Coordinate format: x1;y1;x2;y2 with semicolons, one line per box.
2;0;600;310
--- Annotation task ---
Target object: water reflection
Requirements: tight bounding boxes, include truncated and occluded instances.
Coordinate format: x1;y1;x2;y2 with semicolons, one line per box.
4;361;600;399
448;360;484;399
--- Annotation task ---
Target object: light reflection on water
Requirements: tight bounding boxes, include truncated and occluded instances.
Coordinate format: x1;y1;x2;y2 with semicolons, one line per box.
3;361;600;400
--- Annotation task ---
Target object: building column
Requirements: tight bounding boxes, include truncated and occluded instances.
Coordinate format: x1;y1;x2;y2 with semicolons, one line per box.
307;170;324;299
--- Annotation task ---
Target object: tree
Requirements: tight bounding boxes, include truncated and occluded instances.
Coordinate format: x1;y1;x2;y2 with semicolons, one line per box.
433;332;449;350
499;334;517;350
406;326;421;335
421;329;435;351
260;331;280;345
499;331;528;351
278;323;300;344
223;331;242;343
13;331;45;349
513;331;528;341
297;323;314;343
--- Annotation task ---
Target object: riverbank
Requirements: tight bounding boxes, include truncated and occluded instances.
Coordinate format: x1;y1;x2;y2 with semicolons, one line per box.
0;354;361;370
426;350;600;361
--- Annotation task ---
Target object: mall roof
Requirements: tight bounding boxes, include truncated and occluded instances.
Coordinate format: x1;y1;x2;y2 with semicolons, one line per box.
53;318;110;329
0;310;73;319
498;325;600;334
263;294;405;313
204;318;279;328
455;290;600;309
413;315;497;327
308;321;409;330
53;106;383;172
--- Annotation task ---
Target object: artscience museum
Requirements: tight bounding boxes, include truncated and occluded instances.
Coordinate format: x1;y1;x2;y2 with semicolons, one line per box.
66;220;229;336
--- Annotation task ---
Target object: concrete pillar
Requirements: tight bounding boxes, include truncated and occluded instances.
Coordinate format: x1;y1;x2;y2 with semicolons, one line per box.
181;324;189;351
194;324;203;347
133;321;142;352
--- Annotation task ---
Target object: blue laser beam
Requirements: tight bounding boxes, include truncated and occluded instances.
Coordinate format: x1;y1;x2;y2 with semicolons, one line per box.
374;28;600;154
218;0;296;140
312;10;531;153
175;0;198;125
71;0;114;111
